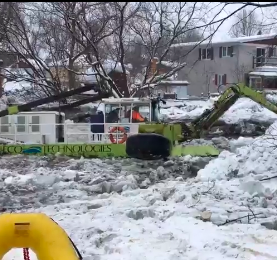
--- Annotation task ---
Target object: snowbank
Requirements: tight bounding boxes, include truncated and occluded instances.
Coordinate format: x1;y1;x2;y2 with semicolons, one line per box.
2;150;277;260
198;121;277;182
160;96;277;125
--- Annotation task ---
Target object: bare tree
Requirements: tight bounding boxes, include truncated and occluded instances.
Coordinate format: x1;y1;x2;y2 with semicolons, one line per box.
3;2;273;102
0;3;106;102
1;4;66;100
126;2;207;95
230;9;270;37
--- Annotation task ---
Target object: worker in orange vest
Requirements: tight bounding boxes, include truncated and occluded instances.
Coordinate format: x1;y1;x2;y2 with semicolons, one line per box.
126;106;146;123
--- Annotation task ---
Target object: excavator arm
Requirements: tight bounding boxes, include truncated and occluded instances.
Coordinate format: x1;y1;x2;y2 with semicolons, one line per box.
181;83;277;141
126;84;277;160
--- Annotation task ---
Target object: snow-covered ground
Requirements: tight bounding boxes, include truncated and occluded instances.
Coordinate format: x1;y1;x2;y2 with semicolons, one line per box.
3;122;277;260
160;96;277;124
2;90;277;259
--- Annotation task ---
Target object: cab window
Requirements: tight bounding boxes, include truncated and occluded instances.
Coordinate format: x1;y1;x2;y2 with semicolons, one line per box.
119;104;131;123
130;104;150;123
105;104;120;123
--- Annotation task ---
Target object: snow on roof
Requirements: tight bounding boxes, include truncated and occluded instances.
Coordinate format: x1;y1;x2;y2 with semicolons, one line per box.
48;55;89;67
255;66;277;72
79;67;98;84
160;61;179;68
49;57;131;74
9;58;48;70
171;33;277;48
158;80;189;85
3;80;32;92
249;71;277;77
102;59;131;74
249;65;277;77
102;97;150;104
79;59;132;85
140;80;189;89
25;58;48;70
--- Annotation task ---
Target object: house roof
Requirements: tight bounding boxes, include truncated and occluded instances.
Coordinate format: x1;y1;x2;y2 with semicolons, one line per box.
140;80;189;89
171;33;277;48
9;58;47;70
160;61;179;68
79;60;131;84
49;57;132;74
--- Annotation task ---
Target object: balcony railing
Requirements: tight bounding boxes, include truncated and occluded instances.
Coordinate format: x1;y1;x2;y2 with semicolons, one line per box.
253;56;277;68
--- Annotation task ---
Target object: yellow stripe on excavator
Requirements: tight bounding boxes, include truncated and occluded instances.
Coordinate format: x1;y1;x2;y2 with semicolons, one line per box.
234;83;277;113
7;105;19;115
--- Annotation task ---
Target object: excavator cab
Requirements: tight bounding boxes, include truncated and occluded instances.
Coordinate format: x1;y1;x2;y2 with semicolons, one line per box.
102;98;153;124
102;96;166;124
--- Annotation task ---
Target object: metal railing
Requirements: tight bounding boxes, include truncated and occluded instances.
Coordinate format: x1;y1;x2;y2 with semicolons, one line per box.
253;55;277;68
0;122;136;144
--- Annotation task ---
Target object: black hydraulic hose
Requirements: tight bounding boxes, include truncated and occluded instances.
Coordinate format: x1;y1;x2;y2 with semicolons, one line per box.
50;218;83;260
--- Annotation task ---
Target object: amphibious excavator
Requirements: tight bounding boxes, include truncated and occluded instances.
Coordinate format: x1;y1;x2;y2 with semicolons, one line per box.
1;82;277;160
125;83;277;160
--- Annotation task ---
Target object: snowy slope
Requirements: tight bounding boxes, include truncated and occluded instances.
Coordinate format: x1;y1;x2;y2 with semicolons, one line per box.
161;96;277;124
2;93;277;259
3;129;277;260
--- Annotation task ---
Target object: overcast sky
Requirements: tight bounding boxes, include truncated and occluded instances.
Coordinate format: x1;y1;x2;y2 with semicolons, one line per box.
210;2;275;41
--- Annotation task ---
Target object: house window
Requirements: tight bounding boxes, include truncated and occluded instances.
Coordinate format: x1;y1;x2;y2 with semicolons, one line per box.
199;48;213;60
249;77;262;90
214;74;227;86
220;46;233;58
0;116;9;132
31;115;40;132
268;46;277;57
17;116;26;132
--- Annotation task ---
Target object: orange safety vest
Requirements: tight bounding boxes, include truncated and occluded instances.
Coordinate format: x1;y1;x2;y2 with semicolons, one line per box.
132;111;144;122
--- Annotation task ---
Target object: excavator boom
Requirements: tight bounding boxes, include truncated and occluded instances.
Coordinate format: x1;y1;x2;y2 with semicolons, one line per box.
125;83;277;160
181;83;277;140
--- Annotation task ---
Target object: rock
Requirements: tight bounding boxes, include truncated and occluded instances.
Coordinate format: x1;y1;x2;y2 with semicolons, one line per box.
149;171;158;182
63;170;77;181
260;197;268;208
175;176;184;181
210;214;228;225
175;194;186;203
157;166;165;178
111;181;137;193
90;177;106;185
126;209;155;220
163;160;175;167
261;219;277;230
87;204;102;210
187;165;199;177
73;173;81;182
161;187;175;201
187;157;212;177
200;211;212;222
34;175;59;187
226;169;239;179
212;137;230;150
140;178;151;189
101;181;112;193
85;184;103;193
126;174;138;186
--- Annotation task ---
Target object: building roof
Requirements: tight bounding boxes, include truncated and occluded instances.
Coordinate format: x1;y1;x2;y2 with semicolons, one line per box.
171;33;277;48
249;65;277;77
140;80;189;89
